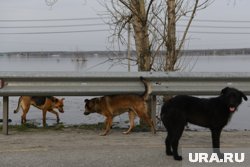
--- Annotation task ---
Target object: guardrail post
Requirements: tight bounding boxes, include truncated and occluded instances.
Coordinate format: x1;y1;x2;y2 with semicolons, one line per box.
140;95;157;131
3;96;9;135
150;95;157;129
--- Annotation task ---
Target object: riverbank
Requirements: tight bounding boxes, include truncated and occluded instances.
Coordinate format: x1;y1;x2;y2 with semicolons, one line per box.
0;127;250;167
2;48;250;57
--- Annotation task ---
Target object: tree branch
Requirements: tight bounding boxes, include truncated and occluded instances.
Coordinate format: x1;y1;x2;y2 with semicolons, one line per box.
177;0;199;55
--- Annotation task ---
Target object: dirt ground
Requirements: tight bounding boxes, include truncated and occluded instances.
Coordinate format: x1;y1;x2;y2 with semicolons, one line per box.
0;128;250;167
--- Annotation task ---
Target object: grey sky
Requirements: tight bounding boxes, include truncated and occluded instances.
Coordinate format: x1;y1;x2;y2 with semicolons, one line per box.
0;0;249;52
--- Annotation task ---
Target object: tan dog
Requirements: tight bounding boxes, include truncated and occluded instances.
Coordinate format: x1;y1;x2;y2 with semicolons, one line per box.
14;96;65;127
84;77;156;136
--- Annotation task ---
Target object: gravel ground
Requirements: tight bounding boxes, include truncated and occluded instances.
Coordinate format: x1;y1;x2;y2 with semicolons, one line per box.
0;128;250;167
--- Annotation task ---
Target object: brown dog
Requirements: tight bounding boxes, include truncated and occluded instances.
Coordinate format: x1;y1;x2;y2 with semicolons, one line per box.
84;77;156;136
14;96;65;127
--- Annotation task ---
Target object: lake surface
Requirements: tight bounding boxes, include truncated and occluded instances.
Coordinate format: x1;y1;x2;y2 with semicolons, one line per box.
0;54;250;130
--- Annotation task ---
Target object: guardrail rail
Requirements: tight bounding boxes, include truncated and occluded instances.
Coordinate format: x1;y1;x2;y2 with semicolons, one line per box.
1;71;250;135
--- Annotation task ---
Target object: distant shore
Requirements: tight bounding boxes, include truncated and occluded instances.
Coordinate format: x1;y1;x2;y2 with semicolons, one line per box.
1;48;250;57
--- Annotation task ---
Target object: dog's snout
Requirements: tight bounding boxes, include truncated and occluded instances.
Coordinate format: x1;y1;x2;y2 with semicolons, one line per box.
59;109;64;113
84;112;90;115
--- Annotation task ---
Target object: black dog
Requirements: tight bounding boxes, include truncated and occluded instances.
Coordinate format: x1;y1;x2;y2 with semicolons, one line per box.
161;87;248;161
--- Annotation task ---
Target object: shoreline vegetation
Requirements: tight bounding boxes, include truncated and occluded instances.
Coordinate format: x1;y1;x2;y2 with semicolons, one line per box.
0;123;155;133
1;123;248;133
1;48;250;57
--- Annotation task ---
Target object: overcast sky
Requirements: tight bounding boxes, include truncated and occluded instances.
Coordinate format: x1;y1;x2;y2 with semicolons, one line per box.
0;0;249;52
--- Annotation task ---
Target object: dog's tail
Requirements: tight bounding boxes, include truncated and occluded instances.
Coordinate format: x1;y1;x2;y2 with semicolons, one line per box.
14;96;22;113
140;76;152;101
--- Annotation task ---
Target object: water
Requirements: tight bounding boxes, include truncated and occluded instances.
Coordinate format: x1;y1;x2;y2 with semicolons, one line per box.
0;54;250;130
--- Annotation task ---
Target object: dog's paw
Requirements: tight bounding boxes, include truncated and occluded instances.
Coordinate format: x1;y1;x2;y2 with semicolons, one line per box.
99;132;108;136
42;123;49;128
123;126;133;134
217;152;224;160
174;155;183;161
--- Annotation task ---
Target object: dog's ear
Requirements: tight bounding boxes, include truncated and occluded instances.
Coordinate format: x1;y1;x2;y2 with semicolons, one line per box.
52;98;59;103
240;91;248;101
61;98;65;101
84;99;89;103
221;87;229;95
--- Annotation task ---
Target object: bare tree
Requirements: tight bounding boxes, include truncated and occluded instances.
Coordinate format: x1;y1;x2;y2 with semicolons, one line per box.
104;0;154;71
45;0;212;72
104;0;213;72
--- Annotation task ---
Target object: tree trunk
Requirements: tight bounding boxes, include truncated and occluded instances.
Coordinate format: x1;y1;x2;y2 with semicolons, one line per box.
131;0;151;71
163;0;176;105
165;0;176;71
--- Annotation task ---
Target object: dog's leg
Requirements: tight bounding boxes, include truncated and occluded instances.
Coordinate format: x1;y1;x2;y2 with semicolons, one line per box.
171;125;185;161
211;128;223;159
123;111;136;134
20;103;30;125
135;103;156;134
165;129;173;156
100;117;113;136
21;109;28;124
48;109;60;123
141;113;156;134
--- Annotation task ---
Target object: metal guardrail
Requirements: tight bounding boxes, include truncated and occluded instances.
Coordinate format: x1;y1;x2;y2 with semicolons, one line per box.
1;71;250;135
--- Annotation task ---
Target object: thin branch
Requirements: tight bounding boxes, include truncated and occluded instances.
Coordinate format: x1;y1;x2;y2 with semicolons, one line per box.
177;0;199;55
146;0;155;22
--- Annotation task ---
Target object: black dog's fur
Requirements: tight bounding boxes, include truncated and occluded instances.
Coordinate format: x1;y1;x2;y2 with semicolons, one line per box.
161;87;248;161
